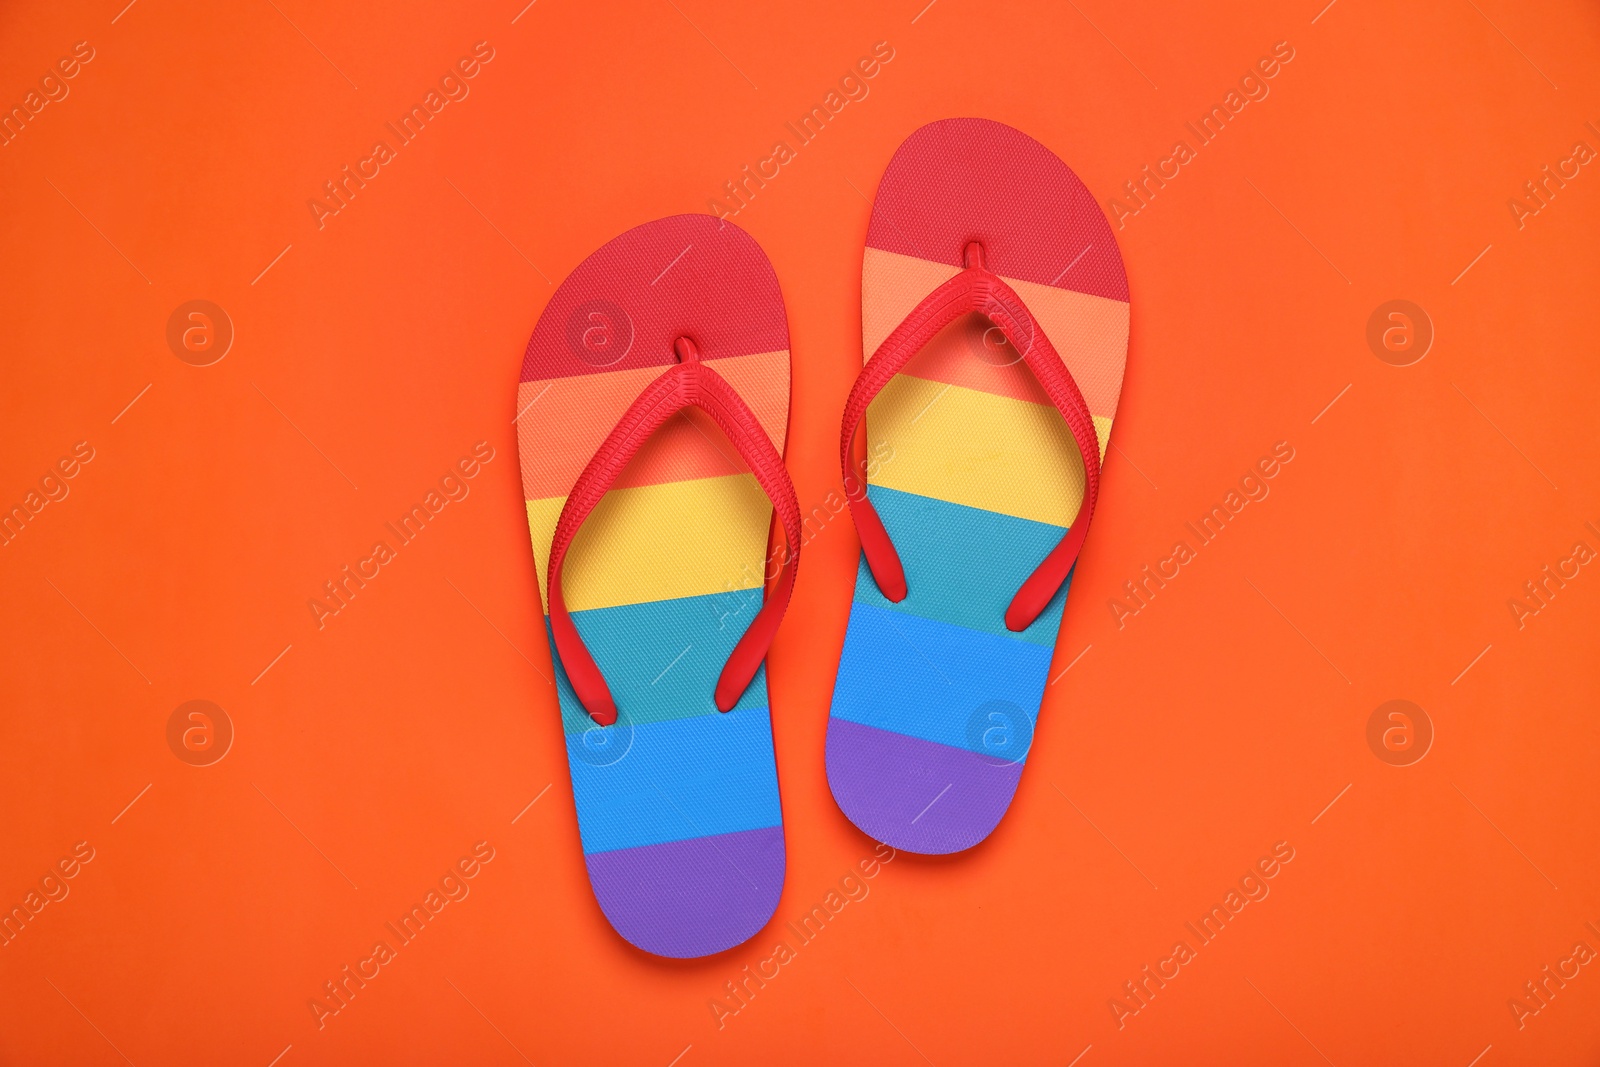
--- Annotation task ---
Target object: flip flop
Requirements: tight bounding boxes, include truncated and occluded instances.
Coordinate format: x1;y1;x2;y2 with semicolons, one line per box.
826;118;1129;854
517;215;801;958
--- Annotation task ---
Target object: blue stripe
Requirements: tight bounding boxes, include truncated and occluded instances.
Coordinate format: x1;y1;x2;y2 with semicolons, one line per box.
854;484;1070;645
568;705;783;854
546;591;770;735
831;600;1053;757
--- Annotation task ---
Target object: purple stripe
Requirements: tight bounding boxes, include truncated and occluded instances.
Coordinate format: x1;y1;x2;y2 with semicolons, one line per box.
584;826;785;958
826;717;1024;855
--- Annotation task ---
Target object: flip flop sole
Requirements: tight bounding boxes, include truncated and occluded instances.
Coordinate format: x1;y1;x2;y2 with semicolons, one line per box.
827;119;1130;854
519;214;791;957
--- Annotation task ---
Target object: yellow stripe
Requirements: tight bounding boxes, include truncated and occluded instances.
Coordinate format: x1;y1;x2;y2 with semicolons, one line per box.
868;375;1113;527
526;473;771;613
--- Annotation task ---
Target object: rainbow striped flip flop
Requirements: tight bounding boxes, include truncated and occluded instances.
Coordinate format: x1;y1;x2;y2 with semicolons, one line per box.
826;119;1130;854
518;215;801;957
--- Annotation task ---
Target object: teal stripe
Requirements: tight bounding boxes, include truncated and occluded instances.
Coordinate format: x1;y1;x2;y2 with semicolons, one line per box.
853;484;1070;645
546;591;769;735
568;705;782;854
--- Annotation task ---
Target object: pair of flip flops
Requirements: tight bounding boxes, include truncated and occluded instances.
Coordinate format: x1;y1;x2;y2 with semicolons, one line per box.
517;119;1130;958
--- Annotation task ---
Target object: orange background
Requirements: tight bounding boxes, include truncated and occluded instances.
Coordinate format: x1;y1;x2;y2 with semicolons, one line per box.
3;0;1600;1063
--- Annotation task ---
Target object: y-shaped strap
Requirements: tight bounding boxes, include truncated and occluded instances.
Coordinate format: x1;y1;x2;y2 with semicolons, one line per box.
549;337;802;726
840;242;1102;632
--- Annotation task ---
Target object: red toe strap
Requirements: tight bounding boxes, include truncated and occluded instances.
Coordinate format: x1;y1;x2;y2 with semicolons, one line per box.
549;337;802;726
840;247;1102;632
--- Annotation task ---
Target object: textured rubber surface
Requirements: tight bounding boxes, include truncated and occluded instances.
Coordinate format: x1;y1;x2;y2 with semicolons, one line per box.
518;215;791;957
826;118;1130;854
